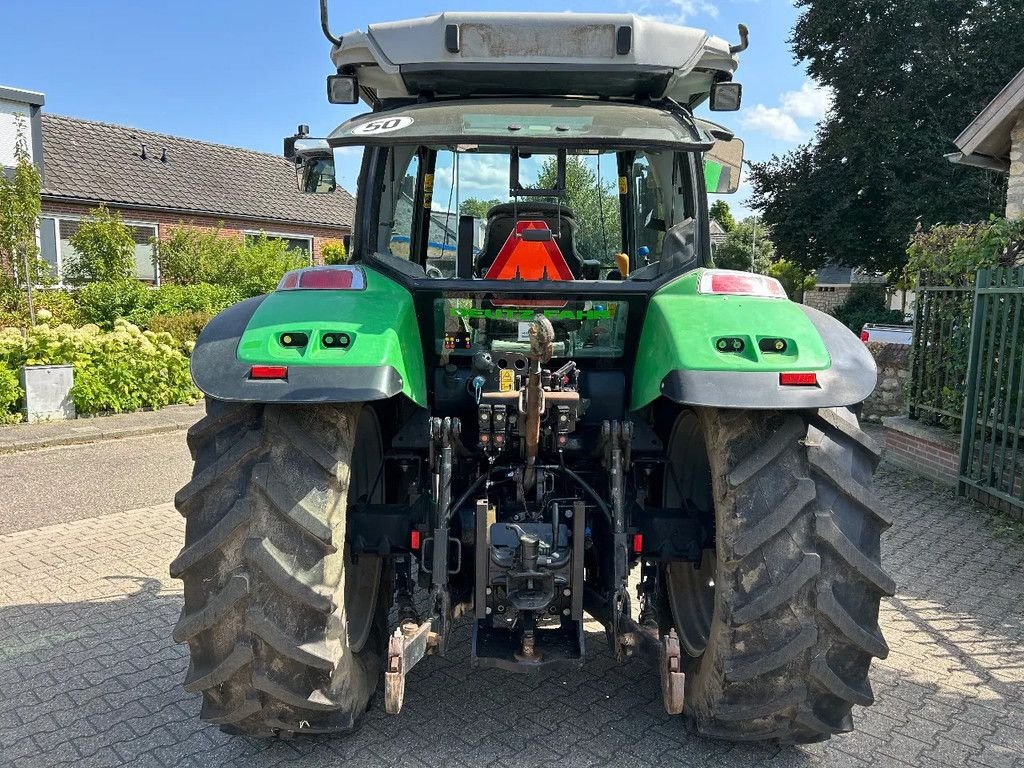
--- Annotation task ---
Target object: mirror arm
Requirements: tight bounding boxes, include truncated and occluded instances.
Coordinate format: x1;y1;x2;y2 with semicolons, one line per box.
729;24;749;54
320;0;343;46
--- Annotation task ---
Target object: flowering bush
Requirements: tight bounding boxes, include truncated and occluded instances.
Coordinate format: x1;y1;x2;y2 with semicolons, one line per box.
0;320;199;418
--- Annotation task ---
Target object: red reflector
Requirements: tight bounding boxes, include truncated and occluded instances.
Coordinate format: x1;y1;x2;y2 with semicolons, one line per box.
779;372;818;387
632;533;644;554
860;330;870;342
300;268;355;290
486;221;574;282
698;269;787;299
250;365;288;380
410;530;421;551
277;266;366;291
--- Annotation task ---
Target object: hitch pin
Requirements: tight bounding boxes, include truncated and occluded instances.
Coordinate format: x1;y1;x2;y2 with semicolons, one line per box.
472;375;485;405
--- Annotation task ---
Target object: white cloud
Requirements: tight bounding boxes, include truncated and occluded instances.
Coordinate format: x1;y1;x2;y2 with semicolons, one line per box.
740;105;804;142
779;80;833;121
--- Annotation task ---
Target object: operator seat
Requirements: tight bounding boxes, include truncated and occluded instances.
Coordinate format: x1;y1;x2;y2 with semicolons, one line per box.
475;202;583;278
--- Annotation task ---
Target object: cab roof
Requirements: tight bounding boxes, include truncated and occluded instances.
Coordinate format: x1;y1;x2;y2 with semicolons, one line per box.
330;12;738;108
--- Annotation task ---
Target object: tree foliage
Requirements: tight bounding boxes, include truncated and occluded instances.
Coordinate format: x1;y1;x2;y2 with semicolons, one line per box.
459;198;504;219
65;204;137;284
0;123;47;320
536;156;621;262
709;200;736;233
713;217;775;273
749;0;1024;277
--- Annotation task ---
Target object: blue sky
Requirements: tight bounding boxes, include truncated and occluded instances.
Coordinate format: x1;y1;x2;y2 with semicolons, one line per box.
1;0;829;220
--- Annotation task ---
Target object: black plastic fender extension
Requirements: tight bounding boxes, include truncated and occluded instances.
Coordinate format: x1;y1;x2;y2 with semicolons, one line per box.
190;296;404;403
659;305;878;410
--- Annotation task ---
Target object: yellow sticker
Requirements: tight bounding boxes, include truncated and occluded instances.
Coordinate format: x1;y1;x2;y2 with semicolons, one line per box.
618;176;628;195
499;369;515;392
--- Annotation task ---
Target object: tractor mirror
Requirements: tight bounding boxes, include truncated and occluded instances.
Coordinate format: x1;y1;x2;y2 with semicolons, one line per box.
704;136;744;195
292;138;337;194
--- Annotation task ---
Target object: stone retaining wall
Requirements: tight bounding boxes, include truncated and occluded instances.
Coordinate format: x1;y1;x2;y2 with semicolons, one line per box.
861;341;910;423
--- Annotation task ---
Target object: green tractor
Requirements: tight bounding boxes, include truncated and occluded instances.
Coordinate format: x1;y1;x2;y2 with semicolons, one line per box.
172;3;893;744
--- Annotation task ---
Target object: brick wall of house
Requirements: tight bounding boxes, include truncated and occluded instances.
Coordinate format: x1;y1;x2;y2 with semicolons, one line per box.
41;199;349;266
882;416;960;487
804;285;852;314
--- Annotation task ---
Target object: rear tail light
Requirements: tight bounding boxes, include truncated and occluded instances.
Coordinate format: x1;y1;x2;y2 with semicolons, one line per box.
698;269;787;299
779;372;818;387
410;530;422;551
250;365;288;380
277;265;367;291
860;330;870;342
632;533;644;554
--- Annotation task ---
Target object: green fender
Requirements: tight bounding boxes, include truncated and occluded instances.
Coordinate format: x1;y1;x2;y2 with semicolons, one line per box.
631;270;877;411
191;267;427;407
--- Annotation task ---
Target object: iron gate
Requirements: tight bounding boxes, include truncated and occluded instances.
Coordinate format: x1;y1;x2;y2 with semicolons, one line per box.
959;266;1024;513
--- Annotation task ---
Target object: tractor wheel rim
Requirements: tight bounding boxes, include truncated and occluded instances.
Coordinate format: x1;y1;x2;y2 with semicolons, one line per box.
345;406;383;654
662;411;716;659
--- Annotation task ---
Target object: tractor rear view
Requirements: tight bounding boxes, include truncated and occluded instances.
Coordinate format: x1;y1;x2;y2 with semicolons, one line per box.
171;4;893;744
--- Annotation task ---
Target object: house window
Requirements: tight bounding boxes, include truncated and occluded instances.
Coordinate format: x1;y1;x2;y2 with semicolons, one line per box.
243;231;313;262
41;215;159;284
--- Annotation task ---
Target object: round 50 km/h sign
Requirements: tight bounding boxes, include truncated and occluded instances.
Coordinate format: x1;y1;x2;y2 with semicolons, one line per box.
352;116;415;135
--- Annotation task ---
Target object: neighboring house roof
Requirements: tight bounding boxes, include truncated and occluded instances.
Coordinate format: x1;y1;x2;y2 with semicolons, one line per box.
815;265;855;286
814;264;887;287
39;114;354;229
947;66;1024;173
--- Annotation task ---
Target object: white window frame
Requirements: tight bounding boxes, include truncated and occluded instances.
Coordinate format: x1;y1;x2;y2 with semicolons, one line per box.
40;214;160;286
243;229;314;264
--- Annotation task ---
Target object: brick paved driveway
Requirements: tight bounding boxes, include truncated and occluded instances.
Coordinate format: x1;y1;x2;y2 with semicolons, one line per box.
1;468;1022;768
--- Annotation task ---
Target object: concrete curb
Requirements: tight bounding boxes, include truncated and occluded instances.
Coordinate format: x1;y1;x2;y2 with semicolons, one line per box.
0;403;203;454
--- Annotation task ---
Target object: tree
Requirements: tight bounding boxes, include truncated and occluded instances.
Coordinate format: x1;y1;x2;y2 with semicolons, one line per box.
768;259;816;302
536;156;621;261
713;217;774;273
0;122;45;323
709;200;736;233
750;0;1024;278
459;198;504;219
65;204;136;284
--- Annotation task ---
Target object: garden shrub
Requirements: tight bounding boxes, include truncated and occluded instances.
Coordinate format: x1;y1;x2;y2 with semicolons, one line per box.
0;365;21;424
833;286;904;333
64;204;137;284
156;225;305;296
216;233;305;296
0;288;85;329
76;280;152;328
149;311;215;346
321;240;347;265
147;283;241;316
154;226;239;285
0;321;198;415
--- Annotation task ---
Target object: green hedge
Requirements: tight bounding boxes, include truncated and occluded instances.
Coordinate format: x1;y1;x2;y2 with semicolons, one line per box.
0;320;199;418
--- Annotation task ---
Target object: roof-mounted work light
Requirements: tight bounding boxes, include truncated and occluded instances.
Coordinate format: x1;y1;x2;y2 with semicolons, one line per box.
327;74;359;104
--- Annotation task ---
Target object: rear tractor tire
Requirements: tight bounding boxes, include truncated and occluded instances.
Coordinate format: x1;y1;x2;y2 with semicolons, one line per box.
170;399;390;737
661;407;894;744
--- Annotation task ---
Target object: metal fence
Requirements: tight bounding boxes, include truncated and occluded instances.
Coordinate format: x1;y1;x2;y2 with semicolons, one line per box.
908;274;975;430
959;266;1024;513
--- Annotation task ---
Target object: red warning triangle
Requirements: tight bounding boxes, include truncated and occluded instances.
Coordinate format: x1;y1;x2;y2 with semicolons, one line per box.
484;221;574;281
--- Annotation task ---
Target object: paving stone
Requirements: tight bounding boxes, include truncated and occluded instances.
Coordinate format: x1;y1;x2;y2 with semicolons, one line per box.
1;469;1022;767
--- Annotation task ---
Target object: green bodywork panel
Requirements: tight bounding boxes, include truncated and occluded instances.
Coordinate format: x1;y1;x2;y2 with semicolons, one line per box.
631;270;832;410
236;268;427;407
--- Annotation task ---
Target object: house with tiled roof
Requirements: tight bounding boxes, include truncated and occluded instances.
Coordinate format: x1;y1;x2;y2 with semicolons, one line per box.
1;85;354;284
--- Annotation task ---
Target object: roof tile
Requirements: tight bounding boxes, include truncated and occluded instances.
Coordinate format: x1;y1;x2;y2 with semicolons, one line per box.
39;114;354;229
